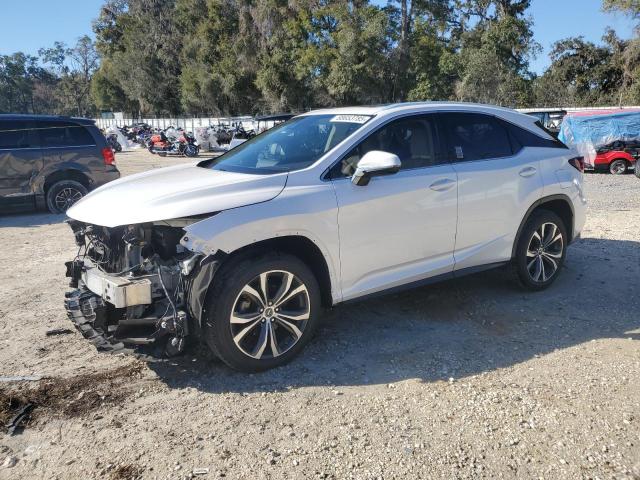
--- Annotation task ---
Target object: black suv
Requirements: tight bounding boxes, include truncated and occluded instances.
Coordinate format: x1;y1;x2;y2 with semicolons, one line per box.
0;115;120;213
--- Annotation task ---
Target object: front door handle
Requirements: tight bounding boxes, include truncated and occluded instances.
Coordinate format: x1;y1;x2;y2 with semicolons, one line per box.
519;166;537;177
429;178;456;192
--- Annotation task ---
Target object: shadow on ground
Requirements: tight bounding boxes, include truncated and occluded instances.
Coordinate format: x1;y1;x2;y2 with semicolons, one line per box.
147;237;640;393
0;212;66;228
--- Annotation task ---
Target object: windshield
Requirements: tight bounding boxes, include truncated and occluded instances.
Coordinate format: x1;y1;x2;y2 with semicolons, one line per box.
205;114;372;174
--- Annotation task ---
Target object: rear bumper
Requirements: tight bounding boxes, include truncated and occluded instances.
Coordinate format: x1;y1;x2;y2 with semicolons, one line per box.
90;168;120;189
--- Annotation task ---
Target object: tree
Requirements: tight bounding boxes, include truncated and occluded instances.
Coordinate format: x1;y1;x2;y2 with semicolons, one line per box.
38;36;99;116
0;53;46;113
452;0;538;107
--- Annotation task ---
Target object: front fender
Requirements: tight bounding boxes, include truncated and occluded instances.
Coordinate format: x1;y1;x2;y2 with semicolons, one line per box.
181;183;342;303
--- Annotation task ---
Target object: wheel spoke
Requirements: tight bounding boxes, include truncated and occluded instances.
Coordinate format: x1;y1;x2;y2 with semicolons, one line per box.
251;322;269;359
548;233;563;248
275;317;303;340
543;224;557;246
275;284;306;307
268;321;280;357
543;249;562;259
532;230;542;244
233;318;261;344
526;249;537;258
272;272;294;305
241;284;265;308
532;256;543;281
540;255;547;281
259;272;269;305
277;310;310;322
230;312;262;324
542;253;558;273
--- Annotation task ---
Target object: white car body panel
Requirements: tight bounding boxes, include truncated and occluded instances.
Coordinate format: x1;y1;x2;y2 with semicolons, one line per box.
331;164;458;301
451;149;544;270
67;162;288;227
67;102;586;306
181;176;343;302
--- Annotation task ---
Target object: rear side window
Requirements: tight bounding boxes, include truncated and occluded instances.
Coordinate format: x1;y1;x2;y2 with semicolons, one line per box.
441;113;512;161
36;121;96;148
502;120;568;150
0;121;38;149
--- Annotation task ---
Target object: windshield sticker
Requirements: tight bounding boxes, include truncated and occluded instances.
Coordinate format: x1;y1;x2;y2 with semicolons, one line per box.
330;114;371;124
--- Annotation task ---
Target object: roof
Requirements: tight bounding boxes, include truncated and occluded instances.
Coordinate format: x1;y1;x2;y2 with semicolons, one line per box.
0;114;95;125
255;113;295;122
301;101;525;117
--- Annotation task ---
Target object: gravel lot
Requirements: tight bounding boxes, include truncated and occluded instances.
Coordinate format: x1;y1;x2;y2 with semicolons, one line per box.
0;149;638;479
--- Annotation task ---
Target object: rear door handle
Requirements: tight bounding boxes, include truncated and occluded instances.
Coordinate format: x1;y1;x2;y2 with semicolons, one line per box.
429;178;456;191
519;166;537;177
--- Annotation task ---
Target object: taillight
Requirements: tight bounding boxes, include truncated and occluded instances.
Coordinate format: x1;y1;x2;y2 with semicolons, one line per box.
568;156;584;172
102;147;115;166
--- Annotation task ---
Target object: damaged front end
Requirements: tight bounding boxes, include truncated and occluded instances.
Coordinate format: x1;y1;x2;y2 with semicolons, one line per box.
63;219;220;358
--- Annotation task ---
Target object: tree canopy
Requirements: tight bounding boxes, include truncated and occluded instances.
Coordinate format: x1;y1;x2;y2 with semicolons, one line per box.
1;0;639;116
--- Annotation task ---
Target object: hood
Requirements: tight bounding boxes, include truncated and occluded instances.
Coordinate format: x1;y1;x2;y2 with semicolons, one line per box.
67;162;288;227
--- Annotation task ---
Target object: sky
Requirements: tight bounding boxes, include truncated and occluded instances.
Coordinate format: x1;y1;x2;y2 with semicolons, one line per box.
0;0;636;75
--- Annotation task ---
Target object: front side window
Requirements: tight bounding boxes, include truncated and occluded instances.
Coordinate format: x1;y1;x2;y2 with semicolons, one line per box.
0;121;37;149
329;115;444;178
442;113;512;161
204;114;371;174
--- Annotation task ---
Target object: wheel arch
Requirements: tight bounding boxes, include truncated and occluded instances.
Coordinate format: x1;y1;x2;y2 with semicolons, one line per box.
43;169;91;194
511;194;575;259
219;236;334;309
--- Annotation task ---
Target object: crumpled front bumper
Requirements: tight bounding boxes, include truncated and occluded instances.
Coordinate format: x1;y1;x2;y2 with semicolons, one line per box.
64;288;130;354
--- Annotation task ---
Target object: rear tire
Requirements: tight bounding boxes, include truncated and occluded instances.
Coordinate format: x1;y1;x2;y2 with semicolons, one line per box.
202;253;321;372
609;159;628;175
514;210;567;291
45;180;88;214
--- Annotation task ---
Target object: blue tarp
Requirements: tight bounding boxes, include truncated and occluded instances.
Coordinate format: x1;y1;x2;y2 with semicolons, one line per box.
559;110;640;164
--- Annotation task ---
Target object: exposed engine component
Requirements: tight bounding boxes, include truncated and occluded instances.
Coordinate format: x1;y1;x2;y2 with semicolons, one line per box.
64;220;198;357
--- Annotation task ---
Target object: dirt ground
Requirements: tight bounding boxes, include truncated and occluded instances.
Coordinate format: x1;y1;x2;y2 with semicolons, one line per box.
0;149;638;479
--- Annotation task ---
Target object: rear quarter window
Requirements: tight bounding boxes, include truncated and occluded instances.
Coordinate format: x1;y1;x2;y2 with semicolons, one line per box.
501;120;568;150
36;121;96;148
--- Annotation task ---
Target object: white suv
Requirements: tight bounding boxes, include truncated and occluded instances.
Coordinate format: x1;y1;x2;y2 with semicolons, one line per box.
64;102;586;371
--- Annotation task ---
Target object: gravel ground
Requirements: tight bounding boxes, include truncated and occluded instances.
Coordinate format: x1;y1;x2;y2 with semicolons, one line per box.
0;150;638;479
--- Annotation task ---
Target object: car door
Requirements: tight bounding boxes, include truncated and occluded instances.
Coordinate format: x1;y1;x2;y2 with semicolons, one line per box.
440;112;544;271
329;114;458;301
0;120;42;211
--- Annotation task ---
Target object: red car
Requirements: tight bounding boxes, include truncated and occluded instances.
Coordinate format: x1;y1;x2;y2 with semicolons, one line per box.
593;150;636;175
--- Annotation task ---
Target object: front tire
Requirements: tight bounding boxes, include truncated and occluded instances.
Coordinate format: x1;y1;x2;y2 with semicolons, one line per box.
203;253;321;372
609;159;628;175
514;210;567;291
45;180;88;214
184;144;198;157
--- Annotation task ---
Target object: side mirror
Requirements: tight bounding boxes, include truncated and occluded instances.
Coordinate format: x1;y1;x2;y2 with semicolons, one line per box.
351;151;401;186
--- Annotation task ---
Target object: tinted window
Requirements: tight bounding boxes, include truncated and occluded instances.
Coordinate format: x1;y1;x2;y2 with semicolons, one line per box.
36;121;96;147
205;114;370;174
329;115;444;178
0;121;38;149
442;113;512;161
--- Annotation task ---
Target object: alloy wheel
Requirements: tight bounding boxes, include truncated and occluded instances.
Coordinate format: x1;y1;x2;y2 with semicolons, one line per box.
230;270;311;359
54;187;83;212
526;222;564;282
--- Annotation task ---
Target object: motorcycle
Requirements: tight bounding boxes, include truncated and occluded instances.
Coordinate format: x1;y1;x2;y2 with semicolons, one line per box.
149;129;199;157
106;133;122;153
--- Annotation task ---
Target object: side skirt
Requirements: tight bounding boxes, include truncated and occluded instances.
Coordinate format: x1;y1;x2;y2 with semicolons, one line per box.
340;261;508;305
